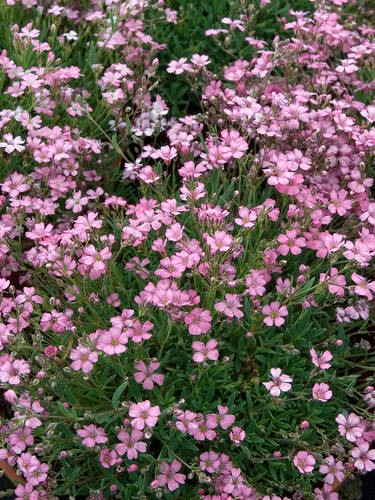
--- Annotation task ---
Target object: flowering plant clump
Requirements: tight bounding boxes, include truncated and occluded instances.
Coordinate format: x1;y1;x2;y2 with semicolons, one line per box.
0;0;374;499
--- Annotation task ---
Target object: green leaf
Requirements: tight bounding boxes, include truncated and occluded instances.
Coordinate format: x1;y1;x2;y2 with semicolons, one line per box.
112;380;128;408
89;42;96;66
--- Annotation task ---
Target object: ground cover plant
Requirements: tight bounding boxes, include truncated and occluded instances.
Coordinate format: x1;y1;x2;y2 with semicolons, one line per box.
0;0;374;498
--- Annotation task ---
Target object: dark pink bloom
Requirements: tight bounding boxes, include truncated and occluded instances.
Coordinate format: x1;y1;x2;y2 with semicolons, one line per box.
156;460;186;491
184;308;212;335
133;361;164;390
115;429;147;460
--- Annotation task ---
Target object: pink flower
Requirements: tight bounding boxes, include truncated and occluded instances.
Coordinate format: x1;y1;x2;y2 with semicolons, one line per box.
134;361;164;390
235;206;257;228
262;302;288;327
310;349;333;370
277;229;306;255
127;320;153;343
263;368;292;397
328;189;352;216
166;58;191;75
320;268;346;297
77;425;108;448
184;308;212;335
78;245;111;279
156;460;186;491
192;339;219;362
192;417;217;440
351;272;375;301
0;133;25;153
312;383;332;402
70;345;98;373
230;426;245;444
351;441;375;471
214;294;243;319
97;328;128;355
204;231;233;254
115;429;147;460
44;346;57;358
200;451;220;473
0;358;30;385
293;451;315;473
208;405;235;430
99;448;119;468
319;455;345;485
335;413;363;442
129;400;161;430
165;223;184;241
191;53;211;68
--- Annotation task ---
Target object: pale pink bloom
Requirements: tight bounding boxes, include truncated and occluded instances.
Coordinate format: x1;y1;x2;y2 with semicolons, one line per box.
25;222;53;241
191;54;211;68
167;58;191;75
70;345;98;373
156;460;186;491
262;302;288;327
246;269;269;297
184;308;212;335
214;294;243;319
235;206;257;228
310;349;332;370
220;129;248;158
316;232;344;258
133;361;164;390
293;451;315;473
8;427;34;454
351;272;375;301
192;339;219;362
361;105;375;123
1;172;29;197
175;410;199;434
0;358;30;385
97;328;128;355
0;133;25;153
335;413;364;442
115;429;146;460
312;383;332;402
336;58;358;74
165;223;184;241
138;166;160;184
351;441;375;472
263;368;292;397
320;268;346;297
360;202;375;225
230;426;245;444
319;455;345;485
77;425;108;448
129;400;161;430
